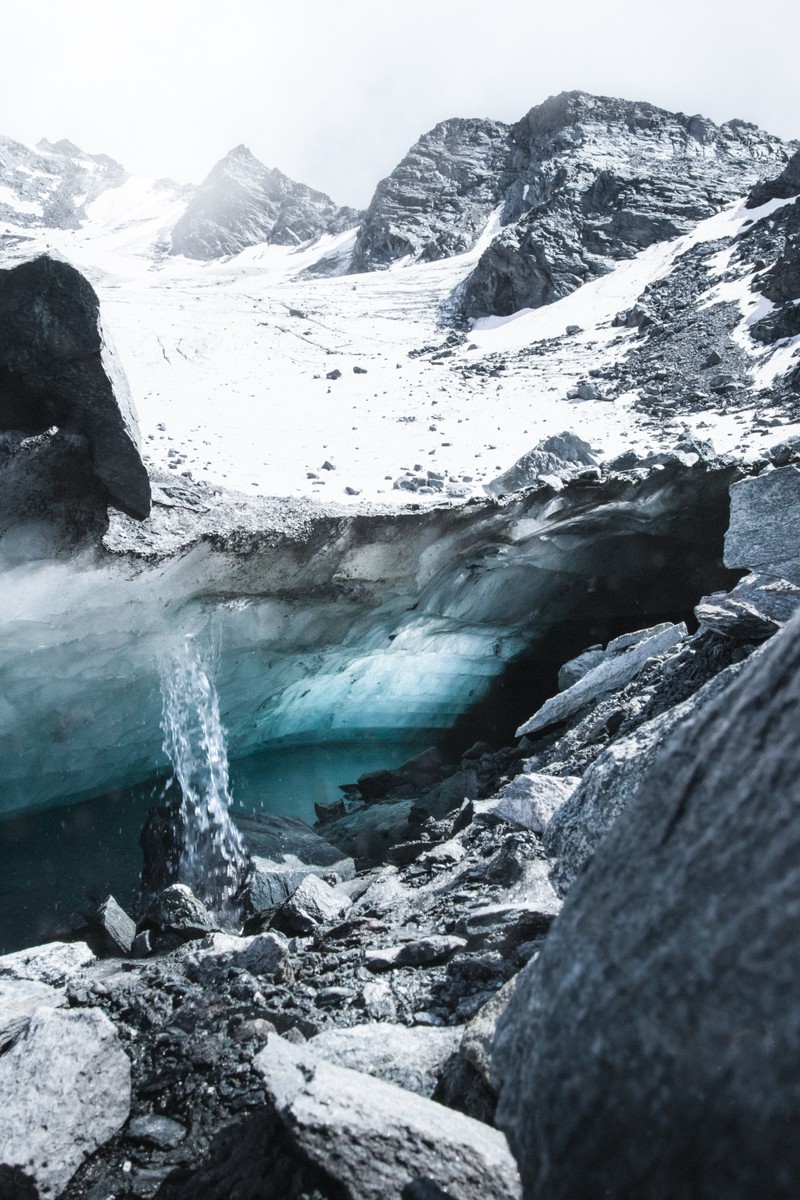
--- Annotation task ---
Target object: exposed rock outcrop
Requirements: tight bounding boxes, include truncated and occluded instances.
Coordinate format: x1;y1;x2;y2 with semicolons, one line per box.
493;606;800;1200
0;255;150;522
170;145;359;259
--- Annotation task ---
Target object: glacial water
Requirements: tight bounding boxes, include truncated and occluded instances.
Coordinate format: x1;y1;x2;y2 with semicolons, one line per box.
0;737;429;955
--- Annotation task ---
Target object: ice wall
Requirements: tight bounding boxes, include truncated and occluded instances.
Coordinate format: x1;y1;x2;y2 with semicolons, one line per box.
0;462;740;816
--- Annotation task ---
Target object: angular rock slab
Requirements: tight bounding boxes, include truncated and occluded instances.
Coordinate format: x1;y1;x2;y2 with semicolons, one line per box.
309;1023;461;1098
271;872;352;936
0;255;150;519
724;466;800;582
255;1034;521;1200
234;811;355;911
0;1007;131;1199
494;610;800;1200
516;622;686;737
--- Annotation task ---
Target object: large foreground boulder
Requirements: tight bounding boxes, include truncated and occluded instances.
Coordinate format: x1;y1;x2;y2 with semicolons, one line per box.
255;1034;521;1199
493;610;800;1199
0;255;150;520
0;1007;131;1198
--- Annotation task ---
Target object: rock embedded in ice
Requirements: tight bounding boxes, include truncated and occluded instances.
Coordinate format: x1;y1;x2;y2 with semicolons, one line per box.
0;255;151;519
309;1022;461;1099
271;873;353;936
0;1007;131;1199
254;1033;522;1200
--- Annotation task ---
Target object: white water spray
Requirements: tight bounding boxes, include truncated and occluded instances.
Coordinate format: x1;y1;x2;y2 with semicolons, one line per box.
160;638;246;919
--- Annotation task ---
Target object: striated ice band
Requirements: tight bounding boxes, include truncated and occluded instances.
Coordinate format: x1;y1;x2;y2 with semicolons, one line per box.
160;638;247;920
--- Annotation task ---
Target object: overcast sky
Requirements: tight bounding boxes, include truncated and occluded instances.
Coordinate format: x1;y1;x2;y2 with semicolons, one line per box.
2;0;798;208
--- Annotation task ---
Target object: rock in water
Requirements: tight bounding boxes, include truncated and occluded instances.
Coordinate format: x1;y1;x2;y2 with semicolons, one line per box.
0;255;150;520
0;1007;131;1198
493;610;800;1200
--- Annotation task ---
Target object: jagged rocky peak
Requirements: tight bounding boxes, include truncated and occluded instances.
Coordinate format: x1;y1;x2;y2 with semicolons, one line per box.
0;133;126;230
748;146;800;207
169;143;360;260
457;90;793;322
350;116;514;271
350;89;792;322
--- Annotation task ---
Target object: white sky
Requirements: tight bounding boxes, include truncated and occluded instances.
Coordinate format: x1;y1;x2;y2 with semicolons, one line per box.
2;0;799;208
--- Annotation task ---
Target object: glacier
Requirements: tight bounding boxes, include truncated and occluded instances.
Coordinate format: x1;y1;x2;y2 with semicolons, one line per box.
0;459;740;817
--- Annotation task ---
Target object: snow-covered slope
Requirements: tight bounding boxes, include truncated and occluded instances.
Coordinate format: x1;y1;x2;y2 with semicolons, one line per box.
1;103;799;505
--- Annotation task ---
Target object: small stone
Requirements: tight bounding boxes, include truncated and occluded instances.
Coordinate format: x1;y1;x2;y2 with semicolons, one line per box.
126;1113;187;1150
326;369;342;381
365;935;467;972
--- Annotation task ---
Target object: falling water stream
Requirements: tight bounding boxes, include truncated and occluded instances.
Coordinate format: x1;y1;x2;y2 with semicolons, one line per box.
160;638;247;920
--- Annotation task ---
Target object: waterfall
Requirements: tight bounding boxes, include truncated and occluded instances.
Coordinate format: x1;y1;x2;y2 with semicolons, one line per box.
160;637;247;919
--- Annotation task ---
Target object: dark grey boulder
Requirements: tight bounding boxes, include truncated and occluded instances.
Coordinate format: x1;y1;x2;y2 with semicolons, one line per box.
494;609;800;1200
142;884;217;943
234;811;356;912
0;255;150;520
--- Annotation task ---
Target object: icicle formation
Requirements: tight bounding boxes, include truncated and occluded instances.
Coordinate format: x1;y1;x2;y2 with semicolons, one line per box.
160;638;246;919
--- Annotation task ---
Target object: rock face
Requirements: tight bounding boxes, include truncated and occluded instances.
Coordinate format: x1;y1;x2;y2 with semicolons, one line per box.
351;90;789;321
0;255;150;520
0;1007;131;1199
724;466;800;581
493;609;800;1200
351;117;513;271
170;145;359;259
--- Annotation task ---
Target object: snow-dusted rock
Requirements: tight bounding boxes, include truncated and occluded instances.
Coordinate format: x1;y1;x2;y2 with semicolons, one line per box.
0;1007;131;1198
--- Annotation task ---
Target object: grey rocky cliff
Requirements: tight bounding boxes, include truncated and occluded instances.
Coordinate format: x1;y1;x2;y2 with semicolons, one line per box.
351;117;514;271
456;92;791;321
350;90;791;323
170;144;360;260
